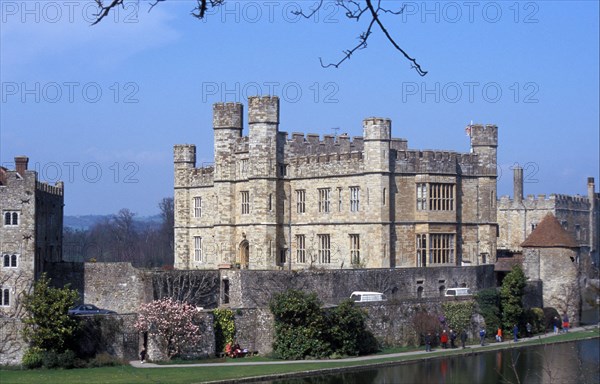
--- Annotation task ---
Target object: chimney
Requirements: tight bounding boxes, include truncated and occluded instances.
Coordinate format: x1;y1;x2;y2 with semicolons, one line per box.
15;156;29;176
513;166;523;203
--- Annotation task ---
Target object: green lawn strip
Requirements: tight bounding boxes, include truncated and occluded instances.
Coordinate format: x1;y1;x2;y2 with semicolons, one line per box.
2;328;598;384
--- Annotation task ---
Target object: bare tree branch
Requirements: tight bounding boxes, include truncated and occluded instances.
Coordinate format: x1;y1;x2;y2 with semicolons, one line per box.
91;0;428;75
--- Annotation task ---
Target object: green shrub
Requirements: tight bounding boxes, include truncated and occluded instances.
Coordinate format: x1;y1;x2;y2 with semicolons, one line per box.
42;350;60;369
476;288;501;335
213;308;235;353
87;353;123;367
22;347;45;369
523;307;545;334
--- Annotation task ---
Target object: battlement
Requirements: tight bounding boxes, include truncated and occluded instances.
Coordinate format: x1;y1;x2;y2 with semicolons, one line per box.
363;117;392;141
174;144;197;167
283;132;368;157
213;102;243;129
469;124;498;147
36;180;64;196
248;96;279;124
499;191;591;210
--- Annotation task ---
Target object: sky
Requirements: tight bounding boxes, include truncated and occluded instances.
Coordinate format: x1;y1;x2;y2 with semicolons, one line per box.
1;0;598;216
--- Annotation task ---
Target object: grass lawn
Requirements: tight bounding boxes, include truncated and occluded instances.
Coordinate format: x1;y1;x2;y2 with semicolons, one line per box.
2;328;598;384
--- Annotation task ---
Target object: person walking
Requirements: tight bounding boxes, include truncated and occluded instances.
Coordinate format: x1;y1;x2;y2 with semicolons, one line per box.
440;330;449;349
513;324;519;342
553;316;559;334
139;347;147;364
562;313;570;333
460;329;468;349
495;327;502;342
425;332;432;352
526;322;532;338
450;329;457;348
479;327;486;346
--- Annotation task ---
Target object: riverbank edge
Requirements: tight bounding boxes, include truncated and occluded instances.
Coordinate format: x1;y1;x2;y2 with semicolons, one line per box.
196;326;600;384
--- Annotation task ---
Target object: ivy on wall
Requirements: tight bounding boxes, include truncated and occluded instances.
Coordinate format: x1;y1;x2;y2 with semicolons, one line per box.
441;301;475;332
213;308;235;353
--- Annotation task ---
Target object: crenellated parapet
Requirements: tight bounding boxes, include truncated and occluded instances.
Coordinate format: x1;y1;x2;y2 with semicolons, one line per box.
363;117;391;141
283;132;368;158
213;102;243;129
35;181;64;196
248;96;279;124
469;124;498;148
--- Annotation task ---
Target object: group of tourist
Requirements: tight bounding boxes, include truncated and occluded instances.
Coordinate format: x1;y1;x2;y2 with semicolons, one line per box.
424;329;468;352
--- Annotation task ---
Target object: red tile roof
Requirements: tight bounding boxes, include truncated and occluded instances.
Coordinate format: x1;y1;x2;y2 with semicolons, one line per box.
521;213;579;248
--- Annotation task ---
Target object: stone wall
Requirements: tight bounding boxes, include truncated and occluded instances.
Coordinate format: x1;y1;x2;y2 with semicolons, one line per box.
83;262;152;314
0;318;25;365
223;265;495;308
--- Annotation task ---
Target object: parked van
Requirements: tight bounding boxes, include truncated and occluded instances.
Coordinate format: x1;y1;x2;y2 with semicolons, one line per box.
444;288;472;297
350;291;387;302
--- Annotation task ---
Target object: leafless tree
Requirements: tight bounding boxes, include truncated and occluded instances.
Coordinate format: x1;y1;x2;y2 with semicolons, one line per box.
152;270;219;308
92;0;427;75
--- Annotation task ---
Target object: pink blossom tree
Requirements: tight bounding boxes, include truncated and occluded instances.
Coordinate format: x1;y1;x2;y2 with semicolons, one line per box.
134;298;201;360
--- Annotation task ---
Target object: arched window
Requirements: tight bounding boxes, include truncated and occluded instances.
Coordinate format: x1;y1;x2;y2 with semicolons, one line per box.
4;212;10;225
3;255;9;267
417;286;424;299
0;288;9;306
11;254;18;267
12;212;18;225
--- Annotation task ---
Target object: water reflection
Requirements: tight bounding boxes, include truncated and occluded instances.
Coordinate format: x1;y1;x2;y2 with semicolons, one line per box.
262;339;599;384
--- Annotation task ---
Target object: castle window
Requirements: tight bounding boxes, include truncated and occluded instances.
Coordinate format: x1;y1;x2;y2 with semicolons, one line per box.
278;163;288;177
279;248;287;265
194;236;203;263
3;211;19;226
296;234;306;263
338;188;342;212
268;194;273;211
318;188;331;213
240;159;249;179
416;234;427;267
416;183;454;211
241;191;250;214
350;234;360;265
350;187;360;212
429;184;454;211
383;188;387;205
318;234;331;263
296;190;306;213
0;287;9;306
575;225;581;241
429;234;455;264
193;197;202;218
416;184;427;210
3;254;18;268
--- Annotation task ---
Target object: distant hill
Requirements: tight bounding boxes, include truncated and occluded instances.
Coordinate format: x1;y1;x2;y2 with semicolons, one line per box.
64;214;162;231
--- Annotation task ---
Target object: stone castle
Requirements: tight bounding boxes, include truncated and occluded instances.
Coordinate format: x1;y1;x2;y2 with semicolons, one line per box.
174;96;499;271
0;157;64;318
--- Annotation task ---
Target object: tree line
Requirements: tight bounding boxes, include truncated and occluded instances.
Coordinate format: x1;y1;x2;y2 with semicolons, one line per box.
63;197;174;268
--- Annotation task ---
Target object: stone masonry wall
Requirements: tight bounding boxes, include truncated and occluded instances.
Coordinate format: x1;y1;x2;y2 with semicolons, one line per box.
223;265;495;308
84;262;152;314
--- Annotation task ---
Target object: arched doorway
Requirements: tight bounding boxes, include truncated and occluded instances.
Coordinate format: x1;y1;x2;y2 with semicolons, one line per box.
238;240;249;269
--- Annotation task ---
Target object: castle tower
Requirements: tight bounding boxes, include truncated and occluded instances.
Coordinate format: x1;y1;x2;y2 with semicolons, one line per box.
363;118;392;267
469;124;498;264
247;96;281;269
589;177;598;264
173;145;196;269
213;102;243;181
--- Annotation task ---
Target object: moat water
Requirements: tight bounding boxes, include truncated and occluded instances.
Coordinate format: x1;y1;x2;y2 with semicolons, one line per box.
260;339;599;384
